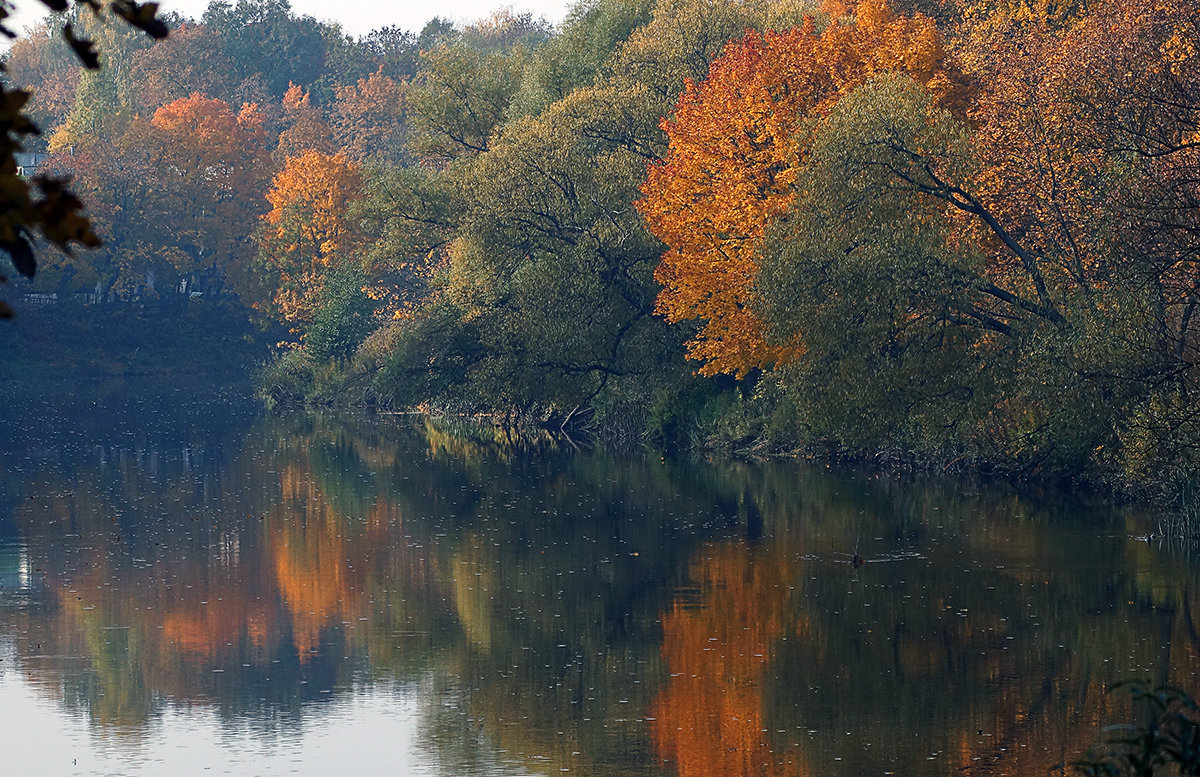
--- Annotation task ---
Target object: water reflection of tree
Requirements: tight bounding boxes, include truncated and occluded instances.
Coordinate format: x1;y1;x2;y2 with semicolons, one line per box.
4;396;1200;777
653;540;808;777
3;406;725;763
648;469;1200;777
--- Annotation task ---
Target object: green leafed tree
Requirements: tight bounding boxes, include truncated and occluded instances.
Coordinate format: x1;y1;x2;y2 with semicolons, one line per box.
755;74;997;452
305;263;378;363
200;0;328;97
407;38;533;164
361;0;823;419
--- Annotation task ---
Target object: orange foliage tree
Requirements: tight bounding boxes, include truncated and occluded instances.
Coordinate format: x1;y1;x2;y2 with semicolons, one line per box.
637;0;966;377
45;92;272;301
148;94;273;285
956;0;1200;310
275;82;334;160
332;69;408;163
259;150;365;322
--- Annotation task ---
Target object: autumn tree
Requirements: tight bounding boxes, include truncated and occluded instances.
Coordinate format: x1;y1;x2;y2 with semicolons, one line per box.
373;0;793;411
50;93;273;302
330;69;407;163
357;0;825;417
0;0;168;319
148;94;274;294
258;149;364;324
126;23;260;116
611;0;810;104
274;82;333;160
953;0;1200;480
637;0;966;377
4;17;81;149
739;0;1200;485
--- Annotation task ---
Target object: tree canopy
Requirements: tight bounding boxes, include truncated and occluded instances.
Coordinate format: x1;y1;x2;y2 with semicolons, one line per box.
9;0;1200;496
637;0;966;377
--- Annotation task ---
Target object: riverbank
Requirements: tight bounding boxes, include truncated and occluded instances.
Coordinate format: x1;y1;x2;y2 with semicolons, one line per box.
253;345;1196;528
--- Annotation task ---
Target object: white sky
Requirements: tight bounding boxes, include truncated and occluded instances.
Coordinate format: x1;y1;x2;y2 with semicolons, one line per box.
9;0;577;40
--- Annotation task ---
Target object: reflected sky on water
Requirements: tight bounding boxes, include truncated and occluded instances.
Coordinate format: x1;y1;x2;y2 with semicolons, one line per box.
0;378;1193;777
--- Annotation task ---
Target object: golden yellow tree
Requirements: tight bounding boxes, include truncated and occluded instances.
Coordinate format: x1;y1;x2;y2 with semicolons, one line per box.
259;150;364;322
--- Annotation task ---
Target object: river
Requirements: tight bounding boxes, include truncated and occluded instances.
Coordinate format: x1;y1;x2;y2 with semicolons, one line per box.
0;378;1192;776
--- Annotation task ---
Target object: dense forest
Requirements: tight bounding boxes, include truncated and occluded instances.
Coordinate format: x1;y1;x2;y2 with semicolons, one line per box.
4;0;1200;500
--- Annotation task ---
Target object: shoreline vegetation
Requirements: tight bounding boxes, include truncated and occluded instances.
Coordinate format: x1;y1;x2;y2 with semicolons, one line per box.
5;0;1200;514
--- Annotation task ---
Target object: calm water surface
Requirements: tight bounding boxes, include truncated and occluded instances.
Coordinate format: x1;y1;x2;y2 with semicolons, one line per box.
0;379;1194;776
